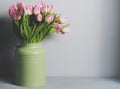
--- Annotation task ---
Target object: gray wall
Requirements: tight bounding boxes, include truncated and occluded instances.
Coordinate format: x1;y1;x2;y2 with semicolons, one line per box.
0;0;119;78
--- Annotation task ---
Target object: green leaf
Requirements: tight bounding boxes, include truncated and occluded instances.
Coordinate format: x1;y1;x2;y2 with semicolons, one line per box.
30;23;45;42
23;23;28;40
20;24;25;40
50;28;57;33
41;25;52;41
62;24;70;28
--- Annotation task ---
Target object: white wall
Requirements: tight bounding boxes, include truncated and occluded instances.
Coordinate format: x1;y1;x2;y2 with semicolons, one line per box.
0;0;119;77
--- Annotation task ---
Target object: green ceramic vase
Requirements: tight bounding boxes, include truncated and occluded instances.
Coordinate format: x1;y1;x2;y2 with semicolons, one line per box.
15;43;46;87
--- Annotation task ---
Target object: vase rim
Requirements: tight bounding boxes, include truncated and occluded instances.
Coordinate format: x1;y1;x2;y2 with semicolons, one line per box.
17;43;42;48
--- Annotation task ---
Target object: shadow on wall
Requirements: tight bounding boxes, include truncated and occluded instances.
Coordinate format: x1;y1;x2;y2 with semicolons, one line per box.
100;0;120;77
0;16;19;83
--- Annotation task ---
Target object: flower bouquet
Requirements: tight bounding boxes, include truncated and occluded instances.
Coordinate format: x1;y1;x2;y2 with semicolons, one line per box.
9;0;69;87
9;0;69;44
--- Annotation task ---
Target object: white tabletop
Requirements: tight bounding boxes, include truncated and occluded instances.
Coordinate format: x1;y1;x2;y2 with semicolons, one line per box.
0;77;120;89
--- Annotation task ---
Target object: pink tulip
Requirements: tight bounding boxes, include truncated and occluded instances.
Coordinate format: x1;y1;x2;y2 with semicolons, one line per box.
13;11;21;20
33;5;41;15
54;24;62;31
9;5;21;20
45;15;54;23
60;16;68;23
25;5;33;15
9;5;17;17
16;2;26;14
41;3;47;13
61;28;70;34
48;5;54;12
36;14;42;22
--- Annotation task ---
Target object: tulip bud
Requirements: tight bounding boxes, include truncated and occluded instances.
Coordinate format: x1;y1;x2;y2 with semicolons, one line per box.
36;14;42;22
45;15;54;23
25;5;33;15
33;5;41;15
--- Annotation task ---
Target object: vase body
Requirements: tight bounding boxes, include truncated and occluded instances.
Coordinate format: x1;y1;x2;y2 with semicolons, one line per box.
15;43;46;87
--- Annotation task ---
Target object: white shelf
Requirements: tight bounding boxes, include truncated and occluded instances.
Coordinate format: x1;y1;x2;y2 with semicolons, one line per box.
0;77;120;89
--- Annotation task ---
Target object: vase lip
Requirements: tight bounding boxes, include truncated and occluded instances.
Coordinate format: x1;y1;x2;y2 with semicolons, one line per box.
17;43;42;48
